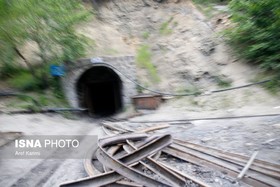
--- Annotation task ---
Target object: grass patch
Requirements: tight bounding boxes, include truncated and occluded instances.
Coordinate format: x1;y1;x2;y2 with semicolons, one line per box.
5;91;70;114
136;82;150;94
8;71;45;91
214;76;232;88
136;45;160;83
192;2;215;18
176;85;202;97
173;21;179;27
36;91;69;107
0;63;28;79
192;0;230;18
263;79;280;95
1;60;70;116
192;0;229;5
105;48;119;55
159;17;174;35
250;73;280;95
6;68;70;111
176;85;199;94
142;31;150;39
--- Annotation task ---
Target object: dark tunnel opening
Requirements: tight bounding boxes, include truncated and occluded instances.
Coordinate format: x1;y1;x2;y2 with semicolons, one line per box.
77;66;123;117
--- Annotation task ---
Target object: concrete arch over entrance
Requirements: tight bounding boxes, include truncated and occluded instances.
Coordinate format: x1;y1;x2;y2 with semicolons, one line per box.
62;56;137;116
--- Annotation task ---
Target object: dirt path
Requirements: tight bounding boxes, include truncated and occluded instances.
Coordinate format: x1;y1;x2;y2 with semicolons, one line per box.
0;114;104;187
0;112;279;187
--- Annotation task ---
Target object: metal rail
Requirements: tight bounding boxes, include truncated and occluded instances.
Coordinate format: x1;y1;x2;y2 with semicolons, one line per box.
96;146;171;187
67;122;280;187
60;134;172;187
174;139;280;177
169;143;279;186
125;140;187;187
163;146;278;187
100;126;212;187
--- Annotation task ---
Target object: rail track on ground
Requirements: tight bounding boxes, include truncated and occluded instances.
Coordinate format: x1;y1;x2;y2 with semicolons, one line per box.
59;120;280;187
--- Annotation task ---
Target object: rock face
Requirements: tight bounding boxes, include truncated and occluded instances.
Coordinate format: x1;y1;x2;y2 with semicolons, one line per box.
62;56;137;110
67;0;275;112
82;0;249;94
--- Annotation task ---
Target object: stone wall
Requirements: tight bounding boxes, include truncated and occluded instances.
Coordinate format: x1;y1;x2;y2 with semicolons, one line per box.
62;56;137;109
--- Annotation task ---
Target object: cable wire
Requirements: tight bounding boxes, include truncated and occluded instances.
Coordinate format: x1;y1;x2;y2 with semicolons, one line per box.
69;62;272;97
128;113;280;123
0;91;41;107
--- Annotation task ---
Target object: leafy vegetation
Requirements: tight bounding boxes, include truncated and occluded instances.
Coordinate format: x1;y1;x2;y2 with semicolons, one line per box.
159;17;174;35
192;0;230;18
176;85;201;96
0;0;91;87
192;0;230;5
105;48;119;55
8;71;45;91
142;31;150;39
0;62;26;79
214;75;232;88
225;0;280;89
136;45;160;83
251;73;280;94
0;0;92;110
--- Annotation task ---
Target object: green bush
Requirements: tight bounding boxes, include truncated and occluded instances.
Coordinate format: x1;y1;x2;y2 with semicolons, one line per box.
225;0;280;81
0;0;91;91
0;63;27;79
192;0;230;4
263;75;280;94
142;31;150;39
214;76;232;88
8;72;45;91
160;17;173;35
136;45;160;83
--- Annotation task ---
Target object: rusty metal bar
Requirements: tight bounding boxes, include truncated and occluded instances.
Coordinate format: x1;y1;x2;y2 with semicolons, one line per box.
101;122;132;133
100;133;148;147
157;161;211;187
83;148;101;177
95;134;173;186
169;144;280;186
114;135;161;159
102;125;116;135
106;181;143;187
175;138;280;170
137;124;170;133
163;146;275;187
125;140;186;187
174;139;280;177
60;170;124;187
107;144;122;156
237;151;259;180
115;134;172;166
96;147;170;187
60;134;172;187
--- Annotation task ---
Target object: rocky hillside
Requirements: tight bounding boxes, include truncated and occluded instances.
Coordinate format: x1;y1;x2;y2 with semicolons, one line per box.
80;0;256;92
77;0;280;113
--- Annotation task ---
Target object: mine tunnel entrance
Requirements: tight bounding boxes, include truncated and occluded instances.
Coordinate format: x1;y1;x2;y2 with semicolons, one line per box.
77;66;123;117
